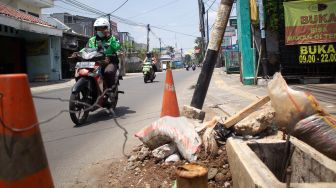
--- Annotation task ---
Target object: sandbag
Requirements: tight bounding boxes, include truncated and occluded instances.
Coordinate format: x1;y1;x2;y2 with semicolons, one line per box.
267;73;324;132
134;116;202;162
292;114;336;161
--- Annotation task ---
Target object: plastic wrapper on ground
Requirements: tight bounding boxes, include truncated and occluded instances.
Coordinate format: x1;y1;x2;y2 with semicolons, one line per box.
267;72;324;132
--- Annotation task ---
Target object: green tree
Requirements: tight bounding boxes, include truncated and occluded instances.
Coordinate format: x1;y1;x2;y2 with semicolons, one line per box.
184;54;192;65
166;46;174;55
136;48;147;60
263;0;289;31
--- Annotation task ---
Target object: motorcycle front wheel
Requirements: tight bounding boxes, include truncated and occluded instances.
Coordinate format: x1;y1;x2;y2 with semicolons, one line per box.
69;90;90;125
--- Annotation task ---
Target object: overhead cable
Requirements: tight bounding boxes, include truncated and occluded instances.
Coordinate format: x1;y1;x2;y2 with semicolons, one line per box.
110;0;129;14
128;0;180;19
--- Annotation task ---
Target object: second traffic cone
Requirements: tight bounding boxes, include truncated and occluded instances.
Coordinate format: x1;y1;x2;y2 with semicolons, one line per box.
160;69;180;117
0;74;54;188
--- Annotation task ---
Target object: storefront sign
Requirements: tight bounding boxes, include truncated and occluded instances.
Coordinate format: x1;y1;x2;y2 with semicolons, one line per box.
284;0;336;45
298;43;336;64
229;19;237;28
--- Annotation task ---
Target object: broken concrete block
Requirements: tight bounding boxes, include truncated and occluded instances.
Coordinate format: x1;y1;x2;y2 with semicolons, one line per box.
152;143;177;159
165;153;180;162
233;105;275;136
215;172;225;182
208;168;218;180
182;105;205;120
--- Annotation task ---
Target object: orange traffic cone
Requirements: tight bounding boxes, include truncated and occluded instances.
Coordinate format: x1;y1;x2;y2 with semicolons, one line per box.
0;74;54;188
160;69;180;117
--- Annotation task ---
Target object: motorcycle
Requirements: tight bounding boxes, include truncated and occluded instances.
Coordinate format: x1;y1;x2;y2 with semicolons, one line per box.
68;48;123;125
192;64;196;71
185;65;189;71
142;61;156;83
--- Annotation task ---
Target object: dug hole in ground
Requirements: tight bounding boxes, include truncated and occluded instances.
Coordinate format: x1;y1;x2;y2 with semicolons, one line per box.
68;73;336;188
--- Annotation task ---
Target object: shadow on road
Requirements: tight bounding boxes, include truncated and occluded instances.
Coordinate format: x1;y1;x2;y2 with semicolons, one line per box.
144;80;160;84
72;106;133;157
114;106;136;118
74;106;136;128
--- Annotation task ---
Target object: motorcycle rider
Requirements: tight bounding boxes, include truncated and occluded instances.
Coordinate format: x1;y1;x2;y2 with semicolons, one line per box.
143;52;157;72
82;17;121;93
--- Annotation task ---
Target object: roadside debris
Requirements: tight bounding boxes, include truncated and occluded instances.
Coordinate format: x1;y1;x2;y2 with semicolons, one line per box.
152;144;177;160
222;95;270;129
182;105;206;121
176;163;208;188
203;123;219;157
233;104;275;136
128;72;335;187
268;73;336;161
267;72;324;132
292;114;336;160
165;153;181;163
135;116;202;162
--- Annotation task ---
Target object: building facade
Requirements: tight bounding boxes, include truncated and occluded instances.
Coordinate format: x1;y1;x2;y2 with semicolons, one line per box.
0;0;63;81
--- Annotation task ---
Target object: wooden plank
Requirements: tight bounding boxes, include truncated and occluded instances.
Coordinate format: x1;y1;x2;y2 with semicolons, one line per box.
223;95;270;128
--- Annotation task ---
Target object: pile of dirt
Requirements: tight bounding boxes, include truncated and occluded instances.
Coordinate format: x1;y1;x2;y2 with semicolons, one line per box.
72;143;232;188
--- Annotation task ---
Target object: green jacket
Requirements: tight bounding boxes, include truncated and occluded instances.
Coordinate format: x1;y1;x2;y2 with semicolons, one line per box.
82;35;121;56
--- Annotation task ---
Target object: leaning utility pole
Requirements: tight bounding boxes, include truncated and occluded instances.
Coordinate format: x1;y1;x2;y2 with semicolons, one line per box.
258;0;268;77
198;0;206;57
191;0;234;109
146;24;150;52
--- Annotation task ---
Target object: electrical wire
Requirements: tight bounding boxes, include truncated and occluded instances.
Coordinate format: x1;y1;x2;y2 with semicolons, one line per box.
62;0;105;15
127;0;180;19
151;25;198;38
53;0;201;43
150;30;167;47
206;0;217;12
110;0;129;14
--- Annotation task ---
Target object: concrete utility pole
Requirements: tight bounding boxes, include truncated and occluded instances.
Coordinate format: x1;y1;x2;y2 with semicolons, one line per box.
146;24;150;52
258;0;268;77
198;0;206;57
191;0;234;109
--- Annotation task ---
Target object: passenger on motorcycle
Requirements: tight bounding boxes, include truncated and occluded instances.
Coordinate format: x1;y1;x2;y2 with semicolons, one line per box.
82;17;121;92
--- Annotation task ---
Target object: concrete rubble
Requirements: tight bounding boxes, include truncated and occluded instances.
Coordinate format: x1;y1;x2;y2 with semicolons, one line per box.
233;103;275;136
128;92;336;187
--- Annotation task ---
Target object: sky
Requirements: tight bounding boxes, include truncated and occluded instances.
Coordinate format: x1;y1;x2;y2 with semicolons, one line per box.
42;0;235;53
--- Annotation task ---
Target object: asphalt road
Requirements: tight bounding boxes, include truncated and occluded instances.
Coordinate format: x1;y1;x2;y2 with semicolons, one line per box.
33;68;201;187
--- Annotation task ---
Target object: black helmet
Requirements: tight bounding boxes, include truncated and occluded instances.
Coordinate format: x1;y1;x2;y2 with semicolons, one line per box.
146;52;152;59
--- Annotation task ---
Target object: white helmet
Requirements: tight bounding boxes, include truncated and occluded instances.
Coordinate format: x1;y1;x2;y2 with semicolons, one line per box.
93;17;110;30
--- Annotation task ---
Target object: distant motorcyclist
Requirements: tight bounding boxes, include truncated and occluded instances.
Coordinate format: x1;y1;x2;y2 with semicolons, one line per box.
143;52;158;72
82;17;121;92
